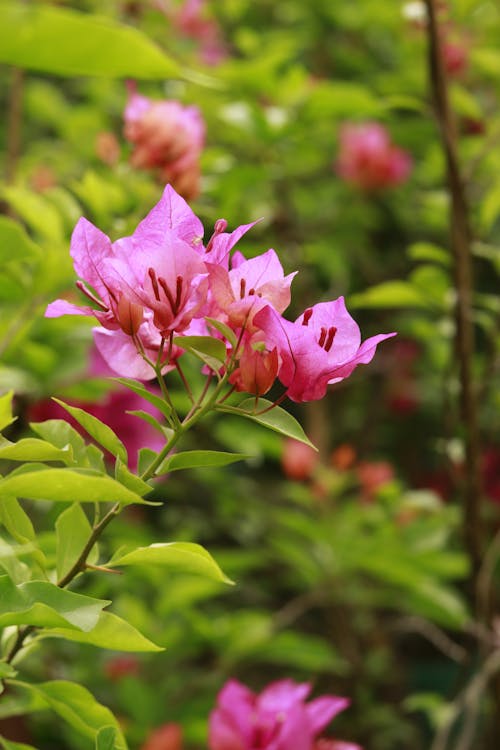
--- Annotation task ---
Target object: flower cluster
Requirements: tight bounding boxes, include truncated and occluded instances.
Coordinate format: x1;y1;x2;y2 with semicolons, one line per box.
336;123;412;192
46;184;394;403
123;85;205;200
208;678;361;750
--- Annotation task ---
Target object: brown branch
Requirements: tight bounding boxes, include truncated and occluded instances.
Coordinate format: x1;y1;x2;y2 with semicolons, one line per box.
424;0;482;600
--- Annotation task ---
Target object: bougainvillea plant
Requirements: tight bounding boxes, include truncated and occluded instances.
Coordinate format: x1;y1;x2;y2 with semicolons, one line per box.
0;185;393;747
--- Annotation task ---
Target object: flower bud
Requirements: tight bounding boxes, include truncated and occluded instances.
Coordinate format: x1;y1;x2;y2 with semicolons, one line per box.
117;295;143;335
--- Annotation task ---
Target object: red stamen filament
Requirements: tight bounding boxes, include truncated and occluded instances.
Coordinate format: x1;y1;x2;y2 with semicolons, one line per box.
75;281;108;310
175;275;183;309
318;326;327;347
302;308;313;326
158;277;177;312
240;278;246;298
324;326;337;352
148;268;160;301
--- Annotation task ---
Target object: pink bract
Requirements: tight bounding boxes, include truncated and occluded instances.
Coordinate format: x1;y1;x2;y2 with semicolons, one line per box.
336;122;412;191
208;678;353;750
254;299;396;402
46;184;394;392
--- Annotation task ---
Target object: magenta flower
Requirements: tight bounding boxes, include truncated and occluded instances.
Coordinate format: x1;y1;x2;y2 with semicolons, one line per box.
208;678;353;750
336;123;412;191
45;186;207;378
254;298;396;402
124;84;205;200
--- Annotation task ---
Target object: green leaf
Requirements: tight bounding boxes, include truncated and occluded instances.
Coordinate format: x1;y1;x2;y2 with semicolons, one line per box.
0;663;17;680
0;2;178;80
220;398;316;449
113;379;172;420
205;317;238;348
2;187;64;242
0;217;41;262
138;448;158;477
0;438;72;464
0;576;108;631
30;419;87;465
173;335;227;372
8;680;127;749
0;739;40;750
0;496;35;543
156;450;250;475
0;468;147;505
96;727;117;750
41;611;163;653
0;392;15;432
125;410;167;436
349;281;428;309
407;242;451;267
0;538;31;584
109;542;233;584
114;458;152;498
55;503;96;581
52;400;127;464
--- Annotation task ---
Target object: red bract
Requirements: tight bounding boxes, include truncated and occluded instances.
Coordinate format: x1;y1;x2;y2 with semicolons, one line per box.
208;679;353;750
124;84;205;200
255;299;396;402
336;123;412;191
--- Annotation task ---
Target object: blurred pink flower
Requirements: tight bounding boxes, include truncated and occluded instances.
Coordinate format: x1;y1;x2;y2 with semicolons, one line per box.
336;123;412;191
442;38;469;77
255;299;396;402
357;461;395;501
172;0;227;66
124;83;205;200
281;438;318;481
208;679;352;750
104;655;140;682
140;723;183;750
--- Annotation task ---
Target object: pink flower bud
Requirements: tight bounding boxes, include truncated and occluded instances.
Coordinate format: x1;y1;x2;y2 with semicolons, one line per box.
116;295;144;335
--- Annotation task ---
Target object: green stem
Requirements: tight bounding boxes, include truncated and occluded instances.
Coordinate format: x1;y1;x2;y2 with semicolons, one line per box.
5;502;122;665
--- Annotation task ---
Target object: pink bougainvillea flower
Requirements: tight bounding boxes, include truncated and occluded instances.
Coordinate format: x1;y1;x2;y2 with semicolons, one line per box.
254;298;396;402
336;122;412;191
106;229;209;338
124;84;205;200
45;185;209;377
209;249;296;331
208;678;351;750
